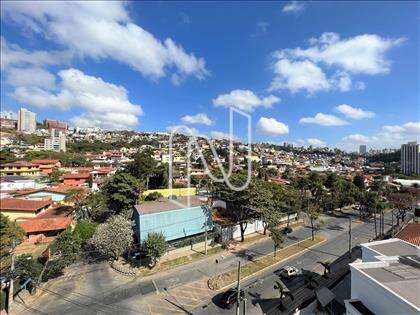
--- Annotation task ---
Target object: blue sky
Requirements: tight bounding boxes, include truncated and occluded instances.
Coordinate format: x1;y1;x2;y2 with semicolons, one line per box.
1;1;419;151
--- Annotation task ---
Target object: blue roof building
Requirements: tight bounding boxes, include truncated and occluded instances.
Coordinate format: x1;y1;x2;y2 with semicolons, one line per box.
134;196;213;243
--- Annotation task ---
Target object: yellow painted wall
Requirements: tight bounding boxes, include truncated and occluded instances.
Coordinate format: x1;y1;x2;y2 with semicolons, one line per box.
1;211;37;220
143;187;197;197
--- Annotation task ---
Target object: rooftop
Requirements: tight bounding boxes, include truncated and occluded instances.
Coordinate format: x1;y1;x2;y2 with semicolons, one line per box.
358;258;420;308
365;238;419;257
135;196;207;215
396;223;420;247
17;217;72;233
0;198;53;212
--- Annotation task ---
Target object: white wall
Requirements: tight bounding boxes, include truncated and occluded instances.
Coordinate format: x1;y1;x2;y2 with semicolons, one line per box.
350;265;418;315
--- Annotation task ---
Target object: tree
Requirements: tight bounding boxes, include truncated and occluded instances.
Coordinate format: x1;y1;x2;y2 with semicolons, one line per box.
270;227;284;257
353;174;365;190
15;254;43;280
54;229;82;266
143;192;163;201
48;169;63;184
73;220;98;243
76;191;110;222
387;192;414;225
143;232;168;268
305;199;322;241
212;173;258;242
0;148;16;164
0;213;25;253
105;172;141;217
90;215;133;260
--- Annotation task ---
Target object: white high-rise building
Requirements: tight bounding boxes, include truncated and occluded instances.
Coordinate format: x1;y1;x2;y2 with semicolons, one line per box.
401;141;420;175
44;129;66;152
17;108;36;133
359;145;367;155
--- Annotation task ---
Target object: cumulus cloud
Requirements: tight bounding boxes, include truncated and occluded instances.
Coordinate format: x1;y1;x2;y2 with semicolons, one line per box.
299;113;349;126
11;68;143;129
339;121;420;151
213;89;280;112
282;1;306;14
270;32;404;94
335;104;375;119
2;2;208;83
0;37;71;70
181;113;214;126
210;131;239;141
256;117;289;135
6;67;56;90
306;138;326;147
269;59;330;94
166;125;199;136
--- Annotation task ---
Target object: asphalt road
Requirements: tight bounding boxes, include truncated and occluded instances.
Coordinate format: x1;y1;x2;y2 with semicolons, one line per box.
193;211;397;315
14;210;401;315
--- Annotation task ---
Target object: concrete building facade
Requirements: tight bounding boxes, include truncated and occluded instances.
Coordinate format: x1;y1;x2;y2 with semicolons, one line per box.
17;108;36;133
401;141;420;175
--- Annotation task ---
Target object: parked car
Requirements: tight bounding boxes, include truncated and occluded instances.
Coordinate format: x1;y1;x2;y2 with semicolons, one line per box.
278;266;299;278
220;288;245;309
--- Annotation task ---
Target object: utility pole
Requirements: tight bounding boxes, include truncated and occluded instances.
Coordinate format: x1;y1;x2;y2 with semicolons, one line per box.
236;261;241;315
7;240;16;314
348;217;352;257
242;296;247;315
391;210;394;237
204;223;208;255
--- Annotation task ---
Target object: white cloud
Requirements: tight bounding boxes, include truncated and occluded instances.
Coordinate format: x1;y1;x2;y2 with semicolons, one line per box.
339;121;420;151
2;2;208;83
210;131;239;141
256;117;289;135
269;59;330;94
335;104;375;119
6;67;56;90
277;32;405;75
306;138;326;147
0;37;71;70
342;134;373;143
282;1;305;14
299;113;349;126
11;68;143;129
213;89;280;112
181;113;214;126
166;125;199;136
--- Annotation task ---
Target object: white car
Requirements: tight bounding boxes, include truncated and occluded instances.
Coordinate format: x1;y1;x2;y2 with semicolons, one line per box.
280;266;299;278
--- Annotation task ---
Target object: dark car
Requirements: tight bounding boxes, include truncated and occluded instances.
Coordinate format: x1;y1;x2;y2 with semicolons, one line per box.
220;288;245;309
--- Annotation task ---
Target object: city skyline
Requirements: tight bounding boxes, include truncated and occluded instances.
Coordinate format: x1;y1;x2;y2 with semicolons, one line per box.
1;1;419;151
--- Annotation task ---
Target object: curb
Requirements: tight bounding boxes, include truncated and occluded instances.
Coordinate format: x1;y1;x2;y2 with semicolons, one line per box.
210;237;327;292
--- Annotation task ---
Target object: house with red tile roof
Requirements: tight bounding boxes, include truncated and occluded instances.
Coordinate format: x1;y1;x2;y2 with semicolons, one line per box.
17;217;73;240
62;172;91;186
30;159;61;174
0;198;53;220
396;223;420;246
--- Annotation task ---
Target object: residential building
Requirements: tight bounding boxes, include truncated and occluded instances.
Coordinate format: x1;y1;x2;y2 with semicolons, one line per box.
0;117;17;130
17;217;73;241
44;129;66;152
30;159;61;174
133;196;212;242
401;141;420;175
0;176;42;192
359;145;367;155
44;119;68;132
17;108;36;133
0;198;53;220
61;172;91;186
0;161;40;176
345;239;420;315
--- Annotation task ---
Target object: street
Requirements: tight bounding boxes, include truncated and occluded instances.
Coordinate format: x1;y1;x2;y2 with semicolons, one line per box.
14;211;398;315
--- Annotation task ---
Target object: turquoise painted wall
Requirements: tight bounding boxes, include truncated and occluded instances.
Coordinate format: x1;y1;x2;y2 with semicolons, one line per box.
136;205;213;242
25;191;66;202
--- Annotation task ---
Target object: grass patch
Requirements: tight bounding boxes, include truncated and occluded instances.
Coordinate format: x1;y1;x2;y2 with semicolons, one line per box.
208;235;325;291
139;245;225;276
